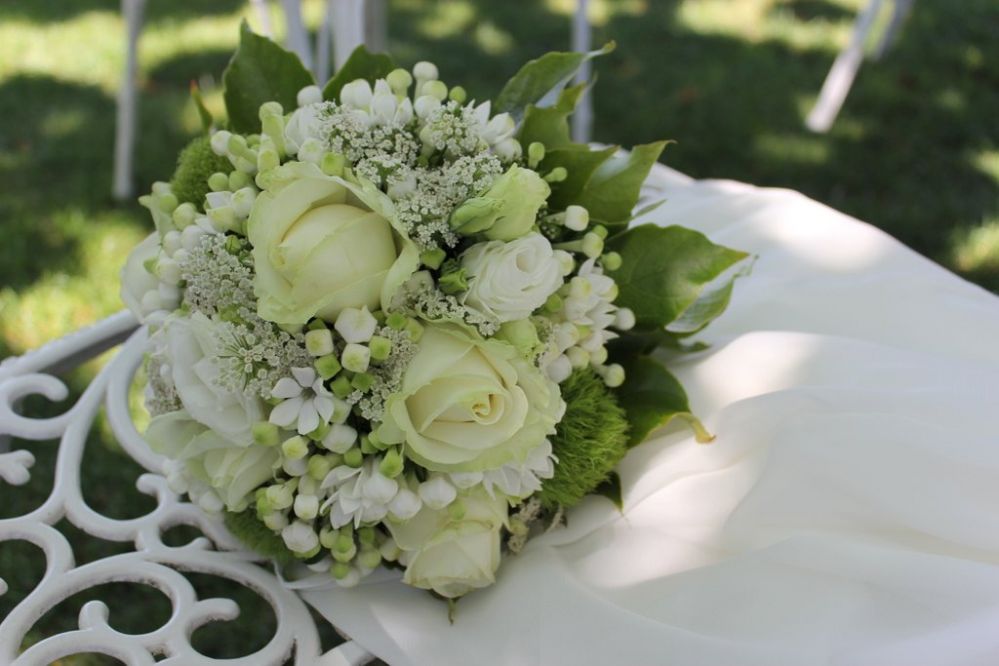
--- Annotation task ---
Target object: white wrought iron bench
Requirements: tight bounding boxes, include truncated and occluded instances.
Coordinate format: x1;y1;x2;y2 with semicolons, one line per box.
0;311;375;665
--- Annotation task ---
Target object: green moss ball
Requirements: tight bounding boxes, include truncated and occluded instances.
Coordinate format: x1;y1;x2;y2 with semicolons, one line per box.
539;368;631;509
169;135;233;210
224;510;296;565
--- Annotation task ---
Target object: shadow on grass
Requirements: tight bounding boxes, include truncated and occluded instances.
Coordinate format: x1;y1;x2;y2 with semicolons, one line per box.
0;0;245;24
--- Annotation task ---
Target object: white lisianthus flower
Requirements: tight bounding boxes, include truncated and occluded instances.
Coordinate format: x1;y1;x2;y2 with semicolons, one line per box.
387;486;509;598
379;325;565;473
164;312;266;445
145;410;279;512
120;232;166;322
248;162;419;325
460;232;566;322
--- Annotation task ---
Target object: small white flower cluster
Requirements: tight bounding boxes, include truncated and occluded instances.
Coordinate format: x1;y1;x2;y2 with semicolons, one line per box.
393;271;500;336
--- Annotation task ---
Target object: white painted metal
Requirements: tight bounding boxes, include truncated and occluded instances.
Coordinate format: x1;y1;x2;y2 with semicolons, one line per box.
331;0;367;69
251;0;275;38
282;0;314;71
807;0;915;133
571;0;593;144
112;0;146;201
0;313;376;665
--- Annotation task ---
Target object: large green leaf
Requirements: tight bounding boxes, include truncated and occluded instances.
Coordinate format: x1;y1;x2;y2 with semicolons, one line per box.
495;43;614;118
542;144;618;210
322;45;396;102
517;82;587;150
575;141;669;226
223;21;314;133
667;257;755;336
607;224;749;328
614;356;712;447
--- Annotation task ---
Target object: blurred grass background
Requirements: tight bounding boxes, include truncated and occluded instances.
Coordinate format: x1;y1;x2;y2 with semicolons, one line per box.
0;0;996;662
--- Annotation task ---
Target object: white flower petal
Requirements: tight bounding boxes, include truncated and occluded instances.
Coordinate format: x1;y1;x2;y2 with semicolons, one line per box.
291;366;316;387
271;377;304;399
269;396;304;427
297;399;320;435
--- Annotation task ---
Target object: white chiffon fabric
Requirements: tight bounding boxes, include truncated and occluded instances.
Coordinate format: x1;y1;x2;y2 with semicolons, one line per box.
304;165;999;665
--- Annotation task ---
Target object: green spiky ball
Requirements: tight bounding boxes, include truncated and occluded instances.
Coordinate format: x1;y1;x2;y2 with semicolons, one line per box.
539;368;631;509
224;510;296;565
169;135;233;210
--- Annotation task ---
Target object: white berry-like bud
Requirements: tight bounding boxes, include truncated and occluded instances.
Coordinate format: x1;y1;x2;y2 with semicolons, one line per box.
388;487;422;520
322;423;358;454
262;511;289;531
414;95;441;119
341;343;370;373
294;494;319;520
492;137;522;162
602;363;625;388
565;205;589;231
340;79;373;109
210;130;232;155
614;307;636;331
413;61;439;81
546;354;572;383
334;306;378;343
305;329;335;356
180;224;206;251
418;475;456;509
282;521;319;553
296;85;323;107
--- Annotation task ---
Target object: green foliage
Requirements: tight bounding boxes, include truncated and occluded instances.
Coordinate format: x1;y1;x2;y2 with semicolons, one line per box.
574;141;669;226
613;355;711;447
169;135;232;210
540;368;630;510
495;42;614;118
607;224;749;329
518;82;587;150
322;45;396;102
542;144;618;211
223;21;314;133
223;509;297;565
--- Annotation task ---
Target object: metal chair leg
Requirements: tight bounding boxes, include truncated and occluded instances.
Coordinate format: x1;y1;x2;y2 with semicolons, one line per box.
805;0;884;133
112;0;146;201
571;0;593;144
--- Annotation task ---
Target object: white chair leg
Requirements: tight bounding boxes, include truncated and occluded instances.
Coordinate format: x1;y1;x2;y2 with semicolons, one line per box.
249;0;274;38
364;0;387;53
805;0;884;133
316;1;334;83
331;0;367;69
280;0;313;71
571;0;593;144
873;0;914;61
112;0;146;201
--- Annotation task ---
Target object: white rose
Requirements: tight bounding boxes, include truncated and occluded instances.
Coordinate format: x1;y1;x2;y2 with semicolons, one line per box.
248;162;419;325
460;233;565;323
379;325;565;473
387;487;508;598
120;232;162;321
145;410;278;512
165;312;265;444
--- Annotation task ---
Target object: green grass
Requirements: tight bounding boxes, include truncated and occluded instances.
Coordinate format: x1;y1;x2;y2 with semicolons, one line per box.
1;0;996;662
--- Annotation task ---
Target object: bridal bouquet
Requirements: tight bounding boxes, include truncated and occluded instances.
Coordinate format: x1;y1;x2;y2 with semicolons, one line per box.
122;25;747;600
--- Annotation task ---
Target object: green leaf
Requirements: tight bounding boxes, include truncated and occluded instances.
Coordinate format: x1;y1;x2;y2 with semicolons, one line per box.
518;82;588;150
575;141;669;226
667;256;755;336
614;356;713;447
541;144;617;211
322;45;395;102
190;81;214;132
495;42;615;118
223;21;314;133
593;471;623;510
607;327;709;359
607;224;749;329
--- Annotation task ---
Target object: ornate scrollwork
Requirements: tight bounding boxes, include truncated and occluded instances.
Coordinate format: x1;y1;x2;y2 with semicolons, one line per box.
0;313;375;665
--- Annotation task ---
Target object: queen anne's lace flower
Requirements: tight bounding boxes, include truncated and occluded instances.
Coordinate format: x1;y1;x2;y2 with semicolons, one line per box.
269;367;337;435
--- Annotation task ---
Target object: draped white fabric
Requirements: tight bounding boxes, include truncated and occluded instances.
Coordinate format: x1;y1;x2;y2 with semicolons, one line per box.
304;165;999;665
